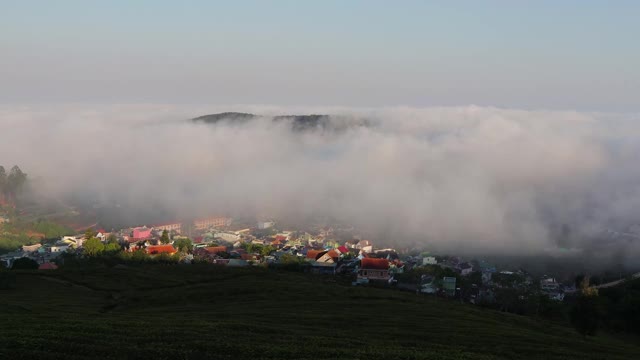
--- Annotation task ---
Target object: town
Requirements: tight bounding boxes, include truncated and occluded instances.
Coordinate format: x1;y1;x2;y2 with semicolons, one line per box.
2;214;608;314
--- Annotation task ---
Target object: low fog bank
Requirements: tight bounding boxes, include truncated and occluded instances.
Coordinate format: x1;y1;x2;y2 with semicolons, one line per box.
2;104;640;267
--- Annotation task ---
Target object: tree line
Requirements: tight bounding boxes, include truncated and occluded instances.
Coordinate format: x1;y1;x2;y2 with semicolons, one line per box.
0;165;28;204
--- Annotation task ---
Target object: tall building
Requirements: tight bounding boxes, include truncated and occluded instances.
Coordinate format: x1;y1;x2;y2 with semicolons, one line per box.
194;216;232;230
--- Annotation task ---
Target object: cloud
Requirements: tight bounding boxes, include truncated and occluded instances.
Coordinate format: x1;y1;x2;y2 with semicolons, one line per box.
2;104;640;263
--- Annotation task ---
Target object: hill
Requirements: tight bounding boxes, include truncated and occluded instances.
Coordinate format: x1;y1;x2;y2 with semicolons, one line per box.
191;112;368;133
1;265;639;359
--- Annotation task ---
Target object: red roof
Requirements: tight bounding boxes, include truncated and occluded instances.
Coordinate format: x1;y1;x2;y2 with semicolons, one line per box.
241;253;257;261
275;235;286;241
326;249;341;258
132;227;152;240
146;245;176;255
338;245;349;254
204;246;227;254
361;258;389;270
38;262;58;270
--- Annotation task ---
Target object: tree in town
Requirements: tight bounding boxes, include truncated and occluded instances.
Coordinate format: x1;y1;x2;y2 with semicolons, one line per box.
174;238;192;252
107;233;118;244
260;245;275;257
104;242;120;253
160;230;170;244
0;166;6;196
570;276;602;337
6;166;27;196
84;228;96;240
83;237;104;257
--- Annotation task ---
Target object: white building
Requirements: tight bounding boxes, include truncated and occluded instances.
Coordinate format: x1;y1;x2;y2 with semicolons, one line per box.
215;232;241;243
422;256;438;265
540;278;560;292
257;221;275;230
49;245;69;253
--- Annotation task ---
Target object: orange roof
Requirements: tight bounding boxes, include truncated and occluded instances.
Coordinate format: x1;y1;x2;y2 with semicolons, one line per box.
327;249;341;258
306;249;324;259
361;258;389;270
146;245;176;255
241;253;257;261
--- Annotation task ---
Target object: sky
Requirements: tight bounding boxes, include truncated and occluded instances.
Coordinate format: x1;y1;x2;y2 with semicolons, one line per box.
1;1;639;110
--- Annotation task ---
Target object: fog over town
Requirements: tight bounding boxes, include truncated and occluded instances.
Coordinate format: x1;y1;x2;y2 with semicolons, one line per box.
2;104;640;263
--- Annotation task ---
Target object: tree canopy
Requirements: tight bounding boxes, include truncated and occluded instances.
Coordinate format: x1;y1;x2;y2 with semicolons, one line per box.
0;165;28;202
83;237;104;256
160;230;170;244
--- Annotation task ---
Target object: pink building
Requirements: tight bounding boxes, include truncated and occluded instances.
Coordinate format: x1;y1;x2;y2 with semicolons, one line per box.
132;227;152;240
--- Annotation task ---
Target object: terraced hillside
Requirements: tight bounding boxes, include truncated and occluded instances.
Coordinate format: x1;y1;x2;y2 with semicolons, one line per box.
1;265;639;360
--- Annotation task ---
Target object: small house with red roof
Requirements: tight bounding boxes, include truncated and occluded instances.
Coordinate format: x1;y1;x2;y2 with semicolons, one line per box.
306;249;324;261
145;245;177;255
317;249;342;263
357;257;390;283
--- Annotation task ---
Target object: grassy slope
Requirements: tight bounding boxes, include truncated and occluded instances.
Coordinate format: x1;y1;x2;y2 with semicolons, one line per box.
1;265;638;360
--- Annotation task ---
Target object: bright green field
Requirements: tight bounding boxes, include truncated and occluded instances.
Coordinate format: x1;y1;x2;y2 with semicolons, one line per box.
1;265;638;360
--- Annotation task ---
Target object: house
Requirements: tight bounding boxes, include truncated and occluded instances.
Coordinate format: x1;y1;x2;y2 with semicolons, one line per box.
306;249;325;261
458;263;473;276
203;246;227;255
257;221;275;230
153;222;182;233
420;275;438;294
145;245;177;255
540;278;560;292
49;245;69;253
442;277;457;297
227;259;249;267
316;249;343;263
422;256;437;265
357;258;390;283
132;227;152;241
355;240;372;251
194;216;232;230
241;253;260;262
270;238;285;248
22;244;42;253
60;236;84;248
214;231;241;243
481;272;492;284
310;261;336;275
548;291;565;301
38;262;58;270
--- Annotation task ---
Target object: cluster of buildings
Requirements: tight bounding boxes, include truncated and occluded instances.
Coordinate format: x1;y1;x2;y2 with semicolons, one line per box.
1;215;582;306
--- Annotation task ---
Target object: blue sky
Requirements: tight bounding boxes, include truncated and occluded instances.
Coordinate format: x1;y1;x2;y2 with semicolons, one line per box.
1;1;639;110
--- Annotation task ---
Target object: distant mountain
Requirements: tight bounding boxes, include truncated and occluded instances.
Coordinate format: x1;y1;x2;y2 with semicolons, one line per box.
192;112;257;124
191;112;370;132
